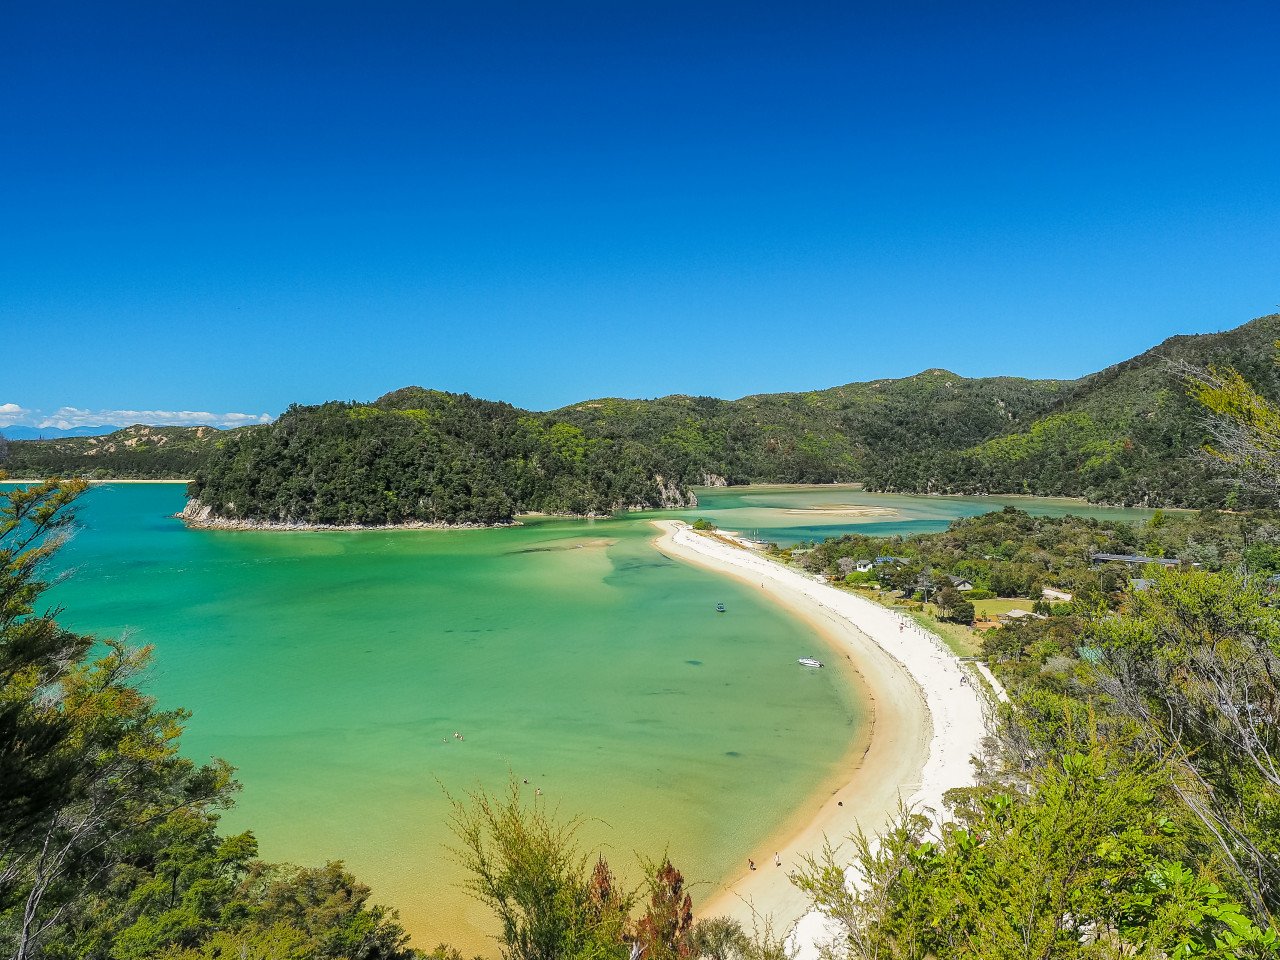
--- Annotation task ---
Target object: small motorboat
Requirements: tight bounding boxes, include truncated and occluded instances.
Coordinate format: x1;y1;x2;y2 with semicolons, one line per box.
715;603;726;613
797;657;824;668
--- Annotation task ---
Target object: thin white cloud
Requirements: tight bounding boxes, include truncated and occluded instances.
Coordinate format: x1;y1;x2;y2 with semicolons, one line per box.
0;403;34;426
0;403;273;430
37;407;274;430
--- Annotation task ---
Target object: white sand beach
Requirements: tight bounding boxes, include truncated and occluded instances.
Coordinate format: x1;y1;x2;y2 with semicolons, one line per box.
651;521;996;957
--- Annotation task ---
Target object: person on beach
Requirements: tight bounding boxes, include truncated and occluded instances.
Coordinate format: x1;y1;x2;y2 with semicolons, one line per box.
748;859;755;871
774;852;781;867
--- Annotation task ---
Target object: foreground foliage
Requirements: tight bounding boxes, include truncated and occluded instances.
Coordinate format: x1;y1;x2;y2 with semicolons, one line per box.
798;748;1277;959
448;783;785;960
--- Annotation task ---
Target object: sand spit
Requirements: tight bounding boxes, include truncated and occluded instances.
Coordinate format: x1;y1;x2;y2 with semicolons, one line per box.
651;521;997;958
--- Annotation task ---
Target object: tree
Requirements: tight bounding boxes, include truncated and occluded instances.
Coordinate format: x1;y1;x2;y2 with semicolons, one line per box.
689;917;748;960
1181;354;1280;503
448;781;632;960
1;479;90;857
633;859;693;960
934;586;974;625
1091;568;1280;922
0;481;238;959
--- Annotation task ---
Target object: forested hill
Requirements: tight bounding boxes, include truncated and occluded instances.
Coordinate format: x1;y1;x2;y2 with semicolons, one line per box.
861;313;1280;506
8;314;1280;518
554;371;1071;486
185;388;696;526
185;374;1081;525
1;425;224;479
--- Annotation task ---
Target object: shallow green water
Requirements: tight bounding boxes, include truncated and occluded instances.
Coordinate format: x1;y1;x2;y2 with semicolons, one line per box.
662;485;1163;546
13;482;1159;949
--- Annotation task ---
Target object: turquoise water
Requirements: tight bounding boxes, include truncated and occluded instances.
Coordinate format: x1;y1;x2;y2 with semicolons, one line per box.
11;482;1159;949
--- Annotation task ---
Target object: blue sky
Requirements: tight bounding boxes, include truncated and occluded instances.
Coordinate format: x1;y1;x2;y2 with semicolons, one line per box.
3;1;1278;428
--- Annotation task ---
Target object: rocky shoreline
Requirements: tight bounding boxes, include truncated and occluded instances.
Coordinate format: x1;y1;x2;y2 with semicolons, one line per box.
174;494;701;531
175;499;518;532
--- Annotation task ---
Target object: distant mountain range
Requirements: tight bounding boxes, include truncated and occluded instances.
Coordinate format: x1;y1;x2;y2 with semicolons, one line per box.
6;314;1278;517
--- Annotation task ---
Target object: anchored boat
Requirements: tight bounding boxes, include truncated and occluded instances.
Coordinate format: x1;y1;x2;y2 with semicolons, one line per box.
797;657;824;668
715;603;726;613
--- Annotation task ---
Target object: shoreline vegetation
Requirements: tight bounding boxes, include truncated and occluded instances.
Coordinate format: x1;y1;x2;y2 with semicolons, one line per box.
175;498;520;531
650;520;995;952
174;498;667;530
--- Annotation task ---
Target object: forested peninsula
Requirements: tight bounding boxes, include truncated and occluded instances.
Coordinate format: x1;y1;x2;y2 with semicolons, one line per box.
183;387;695;527
6;314;1279;524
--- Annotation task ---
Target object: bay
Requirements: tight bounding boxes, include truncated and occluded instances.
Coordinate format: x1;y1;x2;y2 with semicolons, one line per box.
11;482;1158;949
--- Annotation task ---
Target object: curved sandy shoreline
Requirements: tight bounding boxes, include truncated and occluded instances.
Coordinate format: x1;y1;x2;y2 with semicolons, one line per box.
650;521;993;956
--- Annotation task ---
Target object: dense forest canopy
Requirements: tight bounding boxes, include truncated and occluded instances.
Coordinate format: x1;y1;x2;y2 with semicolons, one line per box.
185;388;692;526
7;314;1280;520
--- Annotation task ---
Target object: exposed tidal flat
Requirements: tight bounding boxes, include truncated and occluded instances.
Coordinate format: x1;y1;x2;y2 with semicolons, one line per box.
8;482;1162;951
654;483;1166;546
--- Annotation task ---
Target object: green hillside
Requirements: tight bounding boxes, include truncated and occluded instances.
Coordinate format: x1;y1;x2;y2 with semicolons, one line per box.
555;371;1070;485
862;314;1280;506
7;315;1279;517
183;375;1076;525
0;425;227;479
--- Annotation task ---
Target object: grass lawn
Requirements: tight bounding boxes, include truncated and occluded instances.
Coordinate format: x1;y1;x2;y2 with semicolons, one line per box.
972;597;1036;619
846;586;985;658
912;608;985;657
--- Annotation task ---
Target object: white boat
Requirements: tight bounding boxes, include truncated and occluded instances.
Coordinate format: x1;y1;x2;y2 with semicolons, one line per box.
797;657;824;668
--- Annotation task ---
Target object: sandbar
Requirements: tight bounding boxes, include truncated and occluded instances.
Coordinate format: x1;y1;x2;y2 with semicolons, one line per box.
779;506;899;518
